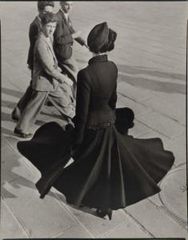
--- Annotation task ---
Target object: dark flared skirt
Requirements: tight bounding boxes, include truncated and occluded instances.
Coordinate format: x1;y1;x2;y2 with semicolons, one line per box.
18;123;174;210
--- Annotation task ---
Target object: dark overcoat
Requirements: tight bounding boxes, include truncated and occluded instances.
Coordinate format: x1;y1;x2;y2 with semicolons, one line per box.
27;16;42;70
54;10;86;62
74;54;118;144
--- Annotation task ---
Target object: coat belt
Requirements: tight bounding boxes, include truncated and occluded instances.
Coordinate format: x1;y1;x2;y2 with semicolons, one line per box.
87;121;115;130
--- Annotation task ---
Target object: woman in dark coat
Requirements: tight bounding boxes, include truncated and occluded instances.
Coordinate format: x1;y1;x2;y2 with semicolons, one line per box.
18;22;174;220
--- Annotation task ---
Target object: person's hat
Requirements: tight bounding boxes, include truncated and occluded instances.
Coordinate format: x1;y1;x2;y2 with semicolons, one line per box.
87;22;109;53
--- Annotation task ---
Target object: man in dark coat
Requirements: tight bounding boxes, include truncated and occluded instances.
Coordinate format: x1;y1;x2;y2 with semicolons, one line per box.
54;1;87;83
11;1;55;121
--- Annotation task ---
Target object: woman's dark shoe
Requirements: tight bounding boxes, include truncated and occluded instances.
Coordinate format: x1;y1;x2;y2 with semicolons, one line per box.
14;128;32;138
96;209;112;220
11;109;20;121
35;179;51;199
45;100;53;106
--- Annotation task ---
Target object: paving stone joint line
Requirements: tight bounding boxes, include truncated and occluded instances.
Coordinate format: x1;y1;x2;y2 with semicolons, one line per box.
148;197;187;230
118;91;186;127
2;200;29;238
52;192;95;238
123;209;155;238
118;71;186;85
158;205;188;230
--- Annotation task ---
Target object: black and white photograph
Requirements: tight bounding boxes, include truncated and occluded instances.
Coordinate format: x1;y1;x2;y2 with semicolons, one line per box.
0;1;187;239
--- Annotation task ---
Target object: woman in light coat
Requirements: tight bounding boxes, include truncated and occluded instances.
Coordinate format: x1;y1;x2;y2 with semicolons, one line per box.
15;12;74;138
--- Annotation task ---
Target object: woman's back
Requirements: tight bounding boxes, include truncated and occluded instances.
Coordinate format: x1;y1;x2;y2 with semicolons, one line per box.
76;54;118;129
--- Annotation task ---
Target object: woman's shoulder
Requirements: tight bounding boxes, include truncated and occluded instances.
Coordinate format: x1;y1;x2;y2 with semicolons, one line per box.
78;66;89;76
108;60;118;71
77;67;91;84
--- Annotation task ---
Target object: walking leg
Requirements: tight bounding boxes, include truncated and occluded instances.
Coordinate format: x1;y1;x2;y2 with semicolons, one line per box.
12;84;34;121
15;90;48;135
48;84;75;121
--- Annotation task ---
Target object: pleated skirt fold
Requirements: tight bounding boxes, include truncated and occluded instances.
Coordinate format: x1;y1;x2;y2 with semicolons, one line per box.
52;126;174;209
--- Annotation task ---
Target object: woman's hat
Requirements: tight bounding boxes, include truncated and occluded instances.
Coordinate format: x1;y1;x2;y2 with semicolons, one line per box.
87;22;109;53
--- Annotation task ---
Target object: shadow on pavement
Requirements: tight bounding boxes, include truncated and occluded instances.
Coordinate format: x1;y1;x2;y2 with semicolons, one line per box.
117;64;186;94
1;100;16;109
1;127;14;136
1;112;12;123
1;136;65;201
117;64;185;81
118;73;186;94
2;87;23;98
2;141;37;199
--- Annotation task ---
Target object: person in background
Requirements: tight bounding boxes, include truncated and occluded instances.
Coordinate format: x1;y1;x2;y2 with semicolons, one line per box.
14;12;74;138
11;1;55;121
54;1;88;101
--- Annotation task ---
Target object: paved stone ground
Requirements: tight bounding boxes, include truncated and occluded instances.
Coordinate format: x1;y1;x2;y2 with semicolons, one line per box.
0;1;187;239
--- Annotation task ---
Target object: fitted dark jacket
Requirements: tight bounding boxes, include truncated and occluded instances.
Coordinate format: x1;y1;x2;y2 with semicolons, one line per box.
27;16;42;70
75;54;118;144
54;10;86;61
